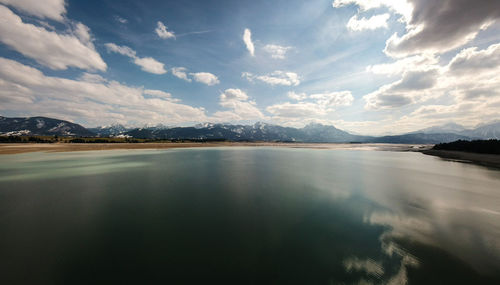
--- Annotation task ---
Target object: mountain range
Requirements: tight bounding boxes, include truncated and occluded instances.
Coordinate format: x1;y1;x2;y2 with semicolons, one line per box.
1;115;499;144
0;116;94;137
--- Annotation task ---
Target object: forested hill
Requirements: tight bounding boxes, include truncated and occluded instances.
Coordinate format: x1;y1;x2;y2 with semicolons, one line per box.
433;140;500;155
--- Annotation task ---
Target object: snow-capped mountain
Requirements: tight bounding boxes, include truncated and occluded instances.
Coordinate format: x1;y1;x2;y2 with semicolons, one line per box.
0;116;94;137
415;122;467;134
414;121;500;140
88;124;129;137
2;115;500;143
125;122;364;142
461;121;500;139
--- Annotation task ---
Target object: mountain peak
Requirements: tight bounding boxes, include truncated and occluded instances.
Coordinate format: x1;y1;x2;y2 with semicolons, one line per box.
417;122;466;134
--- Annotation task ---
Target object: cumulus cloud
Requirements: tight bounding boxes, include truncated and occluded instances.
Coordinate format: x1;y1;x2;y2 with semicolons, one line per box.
263;44;292;59
334;0;500;57
444;43;500;100
0;5;106;71
347;13;390;31
213;88;265;121
0;57;207;126
242;71;300;86
78;72;107;84
105;43;166;74
287;91;308;101
266;102;327;118
133;57;167;75
220;88;249;101
143;89;179;102
104;43;135;57
171;67;191;82
155;21;175;39
334;0;500;130
333;0;413;23
189;72;220;86
366;54;438;75
243;28;255;56
447;43;500;77
267;90;354;119
310;91;354;107
385;0;500;57
364;69;439;109
170;67;219;85
0;0;66;22
364;43;500;111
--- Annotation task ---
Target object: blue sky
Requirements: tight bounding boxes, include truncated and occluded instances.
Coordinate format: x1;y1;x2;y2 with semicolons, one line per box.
0;0;499;134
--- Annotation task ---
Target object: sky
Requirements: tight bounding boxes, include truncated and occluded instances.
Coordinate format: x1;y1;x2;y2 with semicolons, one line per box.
0;0;499;135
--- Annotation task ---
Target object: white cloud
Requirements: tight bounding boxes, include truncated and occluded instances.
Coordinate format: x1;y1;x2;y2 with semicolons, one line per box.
171;67;191;82
243;28;255;56
310;91;354;107
447;43;500;77
133;57;167;75
347;13;390;31
0;0;66;22
155;21;175;39
287;91;308;101
114;16;128;24
105;43;166;74
366;54;438;75
220;88;248;101
0;5;106;71
444;43;500;101
334;0;500;57
263;44;292;59
267;90;354;119
144;89;179;101
243;71;300;86
332;0;413;23
213;88;265;121
267;102;327;118
170;67;219;85
189;72;219;86
78;72;106;84
384;0;500;57
0;57;207;126
104;43;136;57
364;69;439;109
362;42;500;134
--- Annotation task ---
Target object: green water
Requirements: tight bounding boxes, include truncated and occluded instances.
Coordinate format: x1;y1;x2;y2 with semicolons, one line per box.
0;148;499;284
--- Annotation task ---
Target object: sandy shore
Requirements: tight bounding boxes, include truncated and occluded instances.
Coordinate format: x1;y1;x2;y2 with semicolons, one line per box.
422;149;500;169
0;142;431;155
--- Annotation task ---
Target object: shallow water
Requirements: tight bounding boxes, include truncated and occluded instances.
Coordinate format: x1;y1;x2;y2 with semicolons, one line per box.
1;148;499;284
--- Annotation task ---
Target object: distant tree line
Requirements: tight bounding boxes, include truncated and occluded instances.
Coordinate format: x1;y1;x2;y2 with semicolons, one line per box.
433;139;500;154
69;138;139;143
0;136;54;143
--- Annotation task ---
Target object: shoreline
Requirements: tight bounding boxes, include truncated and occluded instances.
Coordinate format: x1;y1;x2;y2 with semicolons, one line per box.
422;149;500;169
0;142;431;155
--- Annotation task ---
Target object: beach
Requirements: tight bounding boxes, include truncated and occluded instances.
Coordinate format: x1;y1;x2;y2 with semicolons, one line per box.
422;149;500;169
0;142;430;155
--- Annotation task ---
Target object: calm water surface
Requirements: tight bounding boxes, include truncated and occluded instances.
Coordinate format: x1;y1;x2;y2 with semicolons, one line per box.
1;147;499;284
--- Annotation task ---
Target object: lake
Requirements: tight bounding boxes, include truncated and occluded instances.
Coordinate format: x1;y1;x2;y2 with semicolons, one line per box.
1;147;499;284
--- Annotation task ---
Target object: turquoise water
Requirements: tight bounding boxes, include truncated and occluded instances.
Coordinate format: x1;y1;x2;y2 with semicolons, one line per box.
1;148;499;284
